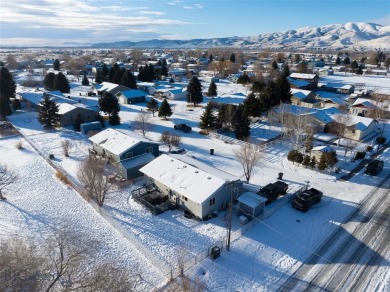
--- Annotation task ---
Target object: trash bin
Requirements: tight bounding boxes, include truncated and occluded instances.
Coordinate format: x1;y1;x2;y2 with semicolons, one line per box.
210;149;214;155
278;172;283;180
210;246;220;259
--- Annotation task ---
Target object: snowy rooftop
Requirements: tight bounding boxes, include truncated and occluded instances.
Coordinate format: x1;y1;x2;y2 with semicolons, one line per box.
290;73;317;79
89;128;158;156
287;77;310;87
291;88;313;99
119;153;155;169
352;98;380;110
140;154;236;204
237;192;267;208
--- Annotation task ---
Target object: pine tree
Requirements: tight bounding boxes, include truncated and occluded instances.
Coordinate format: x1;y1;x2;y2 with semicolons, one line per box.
295;152;304;165
53;59;60;71
318;154;327;170
231;105;250;140
146;98;159;116
187;76;203;106
101;64;108;82
207;81;217;97
95;70;102;84
356;65;363;75
158;99;173;119
54;72;70;93
251;81;265;94
309;156;316;169
335;56;341;65
218;104;235;129
81;75;89;86
343;56;350;65
113;67;124;84
109;110;121;125
287;150;298;164
302;155;311;168
350;60;359;73
161;59;168;77
230;53;236;63
0;66;16;118
275;74;292;104
120;70;137;89
37;93;60;129
237;74;251;85
282;64;290;78
43;72;56;91
98;92;120;119
259;80;278;111
271;60;278;70
243;93;261;117
296;62;308;73
199;102;216;130
209;54;213;62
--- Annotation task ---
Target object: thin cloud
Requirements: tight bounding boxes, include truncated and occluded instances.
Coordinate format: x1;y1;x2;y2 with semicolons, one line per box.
182;3;204;9
371;14;390;26
138;11;166;16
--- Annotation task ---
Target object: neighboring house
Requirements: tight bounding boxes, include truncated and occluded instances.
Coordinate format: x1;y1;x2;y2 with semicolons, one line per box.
349;98;383;117
209;93;246;108
57;103;98;127
139;154;243;220
94;82;130;96
319;82;354;94
15;75;44;87
89;128;159;180
311;145;335;160
290;88;320;108
316;91;349;109
289;73;319;89
310;107;345;133
165;88;187;100
17;91;77;108
116;89;146;104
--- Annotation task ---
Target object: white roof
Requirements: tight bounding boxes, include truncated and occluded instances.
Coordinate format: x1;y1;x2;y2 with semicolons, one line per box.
140;154;233;204
290;73;317;79
94;82;120;91
89;128;156;156
291;88;313;100
237;192;267;208
352;98;379;110
120;153;155;169
57;103;76;115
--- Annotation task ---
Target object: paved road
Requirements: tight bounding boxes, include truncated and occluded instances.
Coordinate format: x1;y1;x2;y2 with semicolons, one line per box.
278;173;390;292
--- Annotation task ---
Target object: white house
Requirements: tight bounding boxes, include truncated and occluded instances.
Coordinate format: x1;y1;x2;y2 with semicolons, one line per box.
139;154;243;220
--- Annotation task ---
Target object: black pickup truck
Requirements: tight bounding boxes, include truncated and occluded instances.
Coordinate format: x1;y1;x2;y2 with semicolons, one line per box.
174;123;192;133
292;188;323;212
257;181;288;204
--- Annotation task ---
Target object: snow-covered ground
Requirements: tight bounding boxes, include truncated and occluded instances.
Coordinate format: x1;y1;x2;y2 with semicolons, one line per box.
2;76;390;290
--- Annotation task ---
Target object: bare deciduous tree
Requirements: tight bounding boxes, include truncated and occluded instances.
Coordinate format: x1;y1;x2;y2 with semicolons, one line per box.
161;131;182;152
0;163;17;200
233;143;264;182
77;156;112;206
61;139;72;157
327;114;352;146
133;111;153;136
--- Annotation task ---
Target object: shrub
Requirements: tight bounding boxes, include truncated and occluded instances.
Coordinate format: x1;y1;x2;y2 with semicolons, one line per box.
302;155;311;167
55;171;71;185
366;145;373;152
287;149;298;163
295;152;304;164
376;136;386;144
354;151;366;160
15;141;23;149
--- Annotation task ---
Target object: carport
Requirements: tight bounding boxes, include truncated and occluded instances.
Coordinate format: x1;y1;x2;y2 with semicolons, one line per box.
237;192;267;218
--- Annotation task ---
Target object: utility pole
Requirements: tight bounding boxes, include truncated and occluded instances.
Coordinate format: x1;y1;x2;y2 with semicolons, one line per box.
226;180;240;252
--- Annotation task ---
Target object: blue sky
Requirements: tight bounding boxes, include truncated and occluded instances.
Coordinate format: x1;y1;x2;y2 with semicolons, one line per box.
1;0;389;46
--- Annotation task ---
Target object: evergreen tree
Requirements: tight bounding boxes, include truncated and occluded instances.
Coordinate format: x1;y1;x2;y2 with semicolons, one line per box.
12;98;21;111
186;76;203;105
98;92;120;119
271;60;278;70
356;65;363;75
81;75;89;86
295;152;304;165
302;155;311;168
158;99;173;119
259;80;278;111
161;59;168;77
282;64;290;78
296;62;308;73
335;56;341;65
199;102;216;130
146;98;159;116
95;70;102;84
243;93;261;117
294;54;302;64
343;56;350;65
109;110;121;125
350;60;359;73
287;149;298;164
73;113;84;131
324;151;338;167
147;64;156;81
113;66;124;84
120;70;137;89
218;104;235;129
318;154;327;170
209;54;213;63
309;156;316;169
44;72;56;91
169;77;175;83
231;104;250;140
229;53;236;63
237;74;251;85
37;93;60;129
251;81;265;95
101;64;108;82
53;59;60;71
54;72;70;93
275;74;292;104
0;67;16;118
207;81;218;97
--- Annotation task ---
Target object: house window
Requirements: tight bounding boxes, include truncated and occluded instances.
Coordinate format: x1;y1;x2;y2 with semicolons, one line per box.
209;198;215;206
352;129;356;134
182;195;188;201
145;146;153;153
126;152;133;159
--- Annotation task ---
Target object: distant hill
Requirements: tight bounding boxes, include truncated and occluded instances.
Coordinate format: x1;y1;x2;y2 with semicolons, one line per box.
91;22;390;51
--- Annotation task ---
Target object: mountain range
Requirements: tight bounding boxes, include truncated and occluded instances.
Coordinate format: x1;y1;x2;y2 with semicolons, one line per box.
91;22;390;51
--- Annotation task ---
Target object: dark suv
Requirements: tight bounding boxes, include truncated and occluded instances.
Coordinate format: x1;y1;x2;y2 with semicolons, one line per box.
174;123;192;133
292;188;323;212
257;181;288;204
364;159;384;175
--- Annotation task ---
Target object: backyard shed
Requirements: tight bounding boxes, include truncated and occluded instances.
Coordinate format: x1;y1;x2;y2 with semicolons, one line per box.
237;192;267;218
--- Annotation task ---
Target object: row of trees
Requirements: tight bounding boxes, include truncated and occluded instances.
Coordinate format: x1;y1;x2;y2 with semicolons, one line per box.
0;67;16;119
43;72;70;93
95;63;137;89
288;149;338;171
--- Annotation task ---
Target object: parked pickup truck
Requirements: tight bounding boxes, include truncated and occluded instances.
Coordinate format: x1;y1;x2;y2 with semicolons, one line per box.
257;181;288;204
174;123;192;133
364;159;384;175
292;188;323;212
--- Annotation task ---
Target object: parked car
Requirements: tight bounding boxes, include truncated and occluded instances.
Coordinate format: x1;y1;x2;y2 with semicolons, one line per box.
174;123;192;133
257;181;288;204
292;188;323;212
170;148;186;154
364;159;384;175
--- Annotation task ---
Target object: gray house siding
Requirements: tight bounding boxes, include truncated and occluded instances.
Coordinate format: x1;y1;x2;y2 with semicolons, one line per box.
119;143;159;161
60;108;97;126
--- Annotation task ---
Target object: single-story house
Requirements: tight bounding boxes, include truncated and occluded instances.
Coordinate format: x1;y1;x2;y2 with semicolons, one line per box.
290;88;320;108
165;88;187;100
311;145;335;160
94;82;130;96
319;82;355;94
57;103;98;127
289;73;319;89
116;89;146;104
349;98;383;117
139;154;243;220
316;91;349;109
237;192;267;218
89;128;160;179
15;75;44;87
17;90;77;108
209;93;246;108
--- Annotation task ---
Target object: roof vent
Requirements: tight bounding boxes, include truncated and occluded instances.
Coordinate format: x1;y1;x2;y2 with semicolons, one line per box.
207;177;211;180
183;165;187;168
170;159;174;162
195;170;199;173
